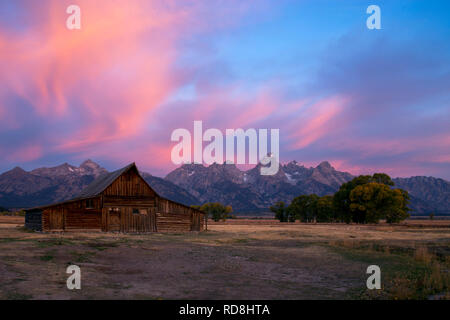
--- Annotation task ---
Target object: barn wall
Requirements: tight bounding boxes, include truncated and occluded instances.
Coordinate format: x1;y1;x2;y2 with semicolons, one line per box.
120;207;156;233
157;198;205;232
25;210;42;231
103;169;156;197
41;197;102;231
102;207;156;233
42;207;64;231
103;195;156;207
100;197;205;233
99;168;205;232
156;212;191;232
65;210;101;229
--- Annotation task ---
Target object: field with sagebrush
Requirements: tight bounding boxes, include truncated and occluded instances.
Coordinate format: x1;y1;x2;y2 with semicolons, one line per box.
0;217;449;300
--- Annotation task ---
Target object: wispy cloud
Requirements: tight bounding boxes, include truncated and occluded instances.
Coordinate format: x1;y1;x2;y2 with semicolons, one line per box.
0;1;449;179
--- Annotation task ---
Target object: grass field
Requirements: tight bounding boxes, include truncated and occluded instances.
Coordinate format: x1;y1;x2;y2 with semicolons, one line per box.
0;217;449;300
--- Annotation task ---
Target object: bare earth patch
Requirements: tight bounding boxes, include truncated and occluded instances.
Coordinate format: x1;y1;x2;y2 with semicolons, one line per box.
0;218;449;300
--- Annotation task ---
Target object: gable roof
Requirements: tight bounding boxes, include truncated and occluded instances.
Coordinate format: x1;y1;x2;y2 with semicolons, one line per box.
76;163;139;199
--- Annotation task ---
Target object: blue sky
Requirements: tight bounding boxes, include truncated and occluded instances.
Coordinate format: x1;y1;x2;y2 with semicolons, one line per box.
0;0;449;179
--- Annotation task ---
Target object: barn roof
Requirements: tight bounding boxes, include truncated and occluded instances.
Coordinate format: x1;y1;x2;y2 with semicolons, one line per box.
76;163;137;199
24;162;156;210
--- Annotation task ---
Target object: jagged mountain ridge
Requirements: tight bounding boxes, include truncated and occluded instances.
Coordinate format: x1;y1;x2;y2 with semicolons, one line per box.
0;160;106;208
0;160;199;209
393;177;450;214
165;161;353;212
0;160;448;214
164;161;449;214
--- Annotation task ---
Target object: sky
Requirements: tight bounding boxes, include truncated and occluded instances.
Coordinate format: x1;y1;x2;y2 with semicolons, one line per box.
0;0;449;179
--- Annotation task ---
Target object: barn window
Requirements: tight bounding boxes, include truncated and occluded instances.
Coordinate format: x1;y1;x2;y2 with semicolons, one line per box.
85;199;94;209
132;208;147;215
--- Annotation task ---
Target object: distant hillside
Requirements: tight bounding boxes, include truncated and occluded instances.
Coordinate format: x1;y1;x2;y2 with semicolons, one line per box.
393;177;450;214
0;160;199;209
165;161;449;214
0;160;448;214
0;161;103;208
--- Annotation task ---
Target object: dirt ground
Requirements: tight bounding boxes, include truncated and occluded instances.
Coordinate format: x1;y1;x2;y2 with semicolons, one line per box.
0;217;449;300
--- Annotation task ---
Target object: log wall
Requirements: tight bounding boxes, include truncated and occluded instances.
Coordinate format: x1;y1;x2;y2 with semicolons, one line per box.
156;212;192;232
40;197;102;231
102;207;157;233
65;210;101;229
25;210;42;231
157;198;205;232
103;169;156;197
103;195;156;207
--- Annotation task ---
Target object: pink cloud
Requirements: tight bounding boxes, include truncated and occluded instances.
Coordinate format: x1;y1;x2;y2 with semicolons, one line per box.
0;0;268;170
6;145;43;163
288;95;350;149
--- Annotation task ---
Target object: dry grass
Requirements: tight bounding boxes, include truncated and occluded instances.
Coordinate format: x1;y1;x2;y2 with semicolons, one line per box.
0;217;448;300
326;240;450;299
414;246;434;264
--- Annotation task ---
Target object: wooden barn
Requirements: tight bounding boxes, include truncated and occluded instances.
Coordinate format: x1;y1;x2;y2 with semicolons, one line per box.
25;163;206;233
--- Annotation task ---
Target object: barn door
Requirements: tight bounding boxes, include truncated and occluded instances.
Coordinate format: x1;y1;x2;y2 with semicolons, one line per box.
49;209;65;230
131;208;157;233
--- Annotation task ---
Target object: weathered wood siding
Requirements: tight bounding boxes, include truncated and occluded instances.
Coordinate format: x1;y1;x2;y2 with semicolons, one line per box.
102;207;157;233
103;195;156;207
156;212;191;232
41;197;102;231
120;207;156;233
103;169;156;197
25;210;42;231
157;198;205;232
42;207;64;231
65;210;101;229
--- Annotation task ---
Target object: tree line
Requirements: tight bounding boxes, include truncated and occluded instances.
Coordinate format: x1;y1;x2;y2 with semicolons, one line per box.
270;173;410;224
191;203;233;222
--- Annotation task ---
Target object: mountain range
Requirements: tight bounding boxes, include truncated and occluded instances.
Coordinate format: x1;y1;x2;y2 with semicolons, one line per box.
0;160;448;215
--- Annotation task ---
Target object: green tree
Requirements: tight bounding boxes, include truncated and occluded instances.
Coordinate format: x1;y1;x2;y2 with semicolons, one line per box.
333;175;372;223
288;194;319;222
349;182;410;224
198;203;232;222
385;188;410;223
316;195;334;222
270;201;288;222
333;173;401;223
372;173;394;186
